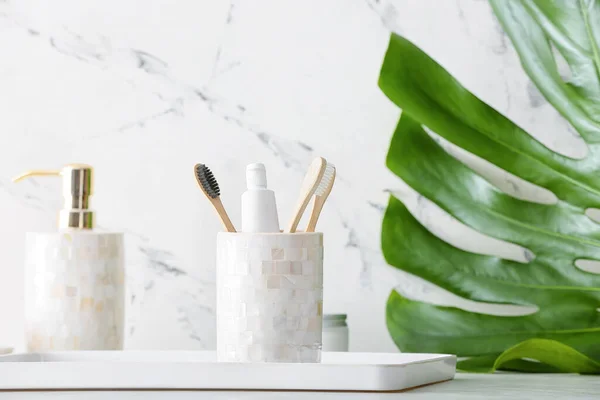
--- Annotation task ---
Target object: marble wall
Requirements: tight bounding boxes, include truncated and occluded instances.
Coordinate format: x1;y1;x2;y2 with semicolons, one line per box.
0;0;580;352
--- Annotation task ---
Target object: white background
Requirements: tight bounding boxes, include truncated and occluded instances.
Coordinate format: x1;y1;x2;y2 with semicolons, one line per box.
0;0;581;352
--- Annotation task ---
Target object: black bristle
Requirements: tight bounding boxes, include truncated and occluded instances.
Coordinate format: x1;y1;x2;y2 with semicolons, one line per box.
195;163;220;199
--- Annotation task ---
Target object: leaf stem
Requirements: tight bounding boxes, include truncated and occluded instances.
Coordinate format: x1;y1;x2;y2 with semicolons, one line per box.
579;0;600;87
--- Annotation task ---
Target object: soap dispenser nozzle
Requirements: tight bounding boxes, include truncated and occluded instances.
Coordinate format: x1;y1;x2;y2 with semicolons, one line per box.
13;164;95;230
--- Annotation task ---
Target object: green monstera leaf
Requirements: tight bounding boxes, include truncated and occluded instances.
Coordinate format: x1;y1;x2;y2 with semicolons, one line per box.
379;0;600;373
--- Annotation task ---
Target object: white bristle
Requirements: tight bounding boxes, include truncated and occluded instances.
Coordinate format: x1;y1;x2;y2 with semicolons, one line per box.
314;163;335;196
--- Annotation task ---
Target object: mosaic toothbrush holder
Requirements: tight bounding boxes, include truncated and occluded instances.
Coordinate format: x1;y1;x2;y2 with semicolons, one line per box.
216;232;323;363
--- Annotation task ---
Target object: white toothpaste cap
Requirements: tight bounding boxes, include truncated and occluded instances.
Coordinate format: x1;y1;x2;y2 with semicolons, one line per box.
246;163;268;189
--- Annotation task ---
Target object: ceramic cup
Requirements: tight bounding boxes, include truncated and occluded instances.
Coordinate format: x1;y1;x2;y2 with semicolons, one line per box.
216;232;323;363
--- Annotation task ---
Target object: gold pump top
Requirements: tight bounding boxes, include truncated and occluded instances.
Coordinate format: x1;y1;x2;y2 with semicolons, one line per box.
13;164;94;229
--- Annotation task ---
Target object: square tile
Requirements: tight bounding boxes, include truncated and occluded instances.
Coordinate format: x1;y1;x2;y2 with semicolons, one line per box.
287;303;300;316
273;315;286;330
271;248;284;260
280;276;295;289
279;235;295;249
307;317;322;332
286;317;300;330
250;260;263;277
267;275;281;289
296;277;312;290
302;261;314;276
293;289;307;303
298;317;309;330
249;247;263;261
284;248;303;261
291;261;302;275
275;261;291;274
261;261;274;275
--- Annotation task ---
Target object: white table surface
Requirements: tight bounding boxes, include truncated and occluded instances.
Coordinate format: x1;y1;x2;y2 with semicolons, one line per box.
0;373;598;399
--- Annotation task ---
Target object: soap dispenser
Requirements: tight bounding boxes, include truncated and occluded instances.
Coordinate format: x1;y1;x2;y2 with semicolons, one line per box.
14;164;125;351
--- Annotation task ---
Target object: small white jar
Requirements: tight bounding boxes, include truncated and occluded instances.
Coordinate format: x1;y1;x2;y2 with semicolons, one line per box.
322;314;348;352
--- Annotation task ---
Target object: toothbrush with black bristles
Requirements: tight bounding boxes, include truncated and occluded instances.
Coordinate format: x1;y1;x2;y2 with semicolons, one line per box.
194;163;237;232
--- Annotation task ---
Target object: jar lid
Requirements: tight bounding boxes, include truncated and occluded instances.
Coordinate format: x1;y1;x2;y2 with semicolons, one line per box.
323;314;347;321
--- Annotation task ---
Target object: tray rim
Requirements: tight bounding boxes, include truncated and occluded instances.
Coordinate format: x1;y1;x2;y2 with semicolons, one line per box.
0;350;457;367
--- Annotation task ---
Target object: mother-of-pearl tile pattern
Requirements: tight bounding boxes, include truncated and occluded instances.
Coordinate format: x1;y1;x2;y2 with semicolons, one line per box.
217;233;323;362
0;0;588;352
25;232;124;351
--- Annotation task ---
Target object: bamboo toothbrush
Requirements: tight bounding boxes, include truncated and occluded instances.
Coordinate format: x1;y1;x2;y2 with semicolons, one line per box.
306;162;335;232
286;157;327;233
194;163;237;232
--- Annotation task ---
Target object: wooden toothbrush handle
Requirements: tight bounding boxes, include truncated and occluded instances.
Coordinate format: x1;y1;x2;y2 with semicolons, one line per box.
286;196;312;233
306;195;325;232
212;198;237;232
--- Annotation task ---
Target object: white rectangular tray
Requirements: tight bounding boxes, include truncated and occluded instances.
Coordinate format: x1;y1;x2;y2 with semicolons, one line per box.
0;351;456;392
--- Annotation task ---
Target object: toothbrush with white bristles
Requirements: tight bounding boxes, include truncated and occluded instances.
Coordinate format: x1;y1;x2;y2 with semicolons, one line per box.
286;157;327;233
305;162;335;232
